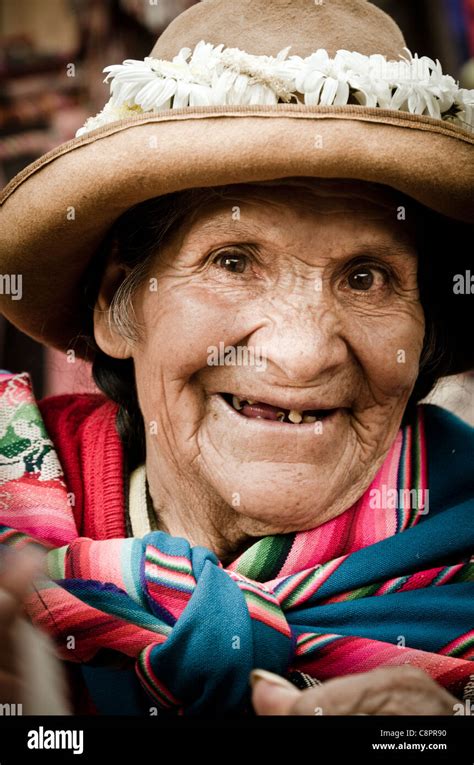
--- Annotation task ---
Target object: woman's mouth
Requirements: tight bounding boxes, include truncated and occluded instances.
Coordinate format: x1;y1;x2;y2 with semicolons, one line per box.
220;393;339;424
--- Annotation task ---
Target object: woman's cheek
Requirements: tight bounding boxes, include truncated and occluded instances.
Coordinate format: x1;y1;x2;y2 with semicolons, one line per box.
142;284;258;377
138;286;221;375
350;307;425;397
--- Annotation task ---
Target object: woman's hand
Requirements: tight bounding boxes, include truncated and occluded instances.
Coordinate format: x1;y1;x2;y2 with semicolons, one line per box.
0;547;46;705
250;666;459;716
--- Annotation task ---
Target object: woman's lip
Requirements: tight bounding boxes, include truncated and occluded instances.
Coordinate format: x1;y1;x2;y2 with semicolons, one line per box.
211;392;347;430
215;390;345;414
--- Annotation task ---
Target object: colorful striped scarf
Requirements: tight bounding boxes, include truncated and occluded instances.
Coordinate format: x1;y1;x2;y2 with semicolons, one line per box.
0;371;473;715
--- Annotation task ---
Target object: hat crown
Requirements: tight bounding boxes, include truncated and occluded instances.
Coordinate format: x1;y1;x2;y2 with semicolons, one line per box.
150;0;406;61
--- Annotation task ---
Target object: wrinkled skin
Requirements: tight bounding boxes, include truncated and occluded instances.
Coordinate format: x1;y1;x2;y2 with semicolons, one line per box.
251;666;459;716
95;182;425;560
95;182;455;715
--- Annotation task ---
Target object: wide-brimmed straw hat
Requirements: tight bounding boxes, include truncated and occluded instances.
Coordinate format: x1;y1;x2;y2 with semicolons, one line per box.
0;0;473;370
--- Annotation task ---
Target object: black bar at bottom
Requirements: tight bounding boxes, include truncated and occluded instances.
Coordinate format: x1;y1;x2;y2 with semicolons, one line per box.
0;714;472;763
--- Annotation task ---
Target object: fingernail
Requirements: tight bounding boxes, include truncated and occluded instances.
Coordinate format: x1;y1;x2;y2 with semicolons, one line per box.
249;669;296;691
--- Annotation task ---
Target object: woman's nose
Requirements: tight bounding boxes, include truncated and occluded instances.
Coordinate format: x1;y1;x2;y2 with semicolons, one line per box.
250;301;348;384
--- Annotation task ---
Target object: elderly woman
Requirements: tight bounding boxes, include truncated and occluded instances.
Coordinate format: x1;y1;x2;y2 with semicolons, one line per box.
0;0;473;717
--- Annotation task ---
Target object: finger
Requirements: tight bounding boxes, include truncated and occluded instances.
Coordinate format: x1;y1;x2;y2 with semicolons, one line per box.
0;668;23;706
266;666;458;716
250;669;301;715
0;547;46;603
0;549;48;681
0;589;18;628
304;666;457;716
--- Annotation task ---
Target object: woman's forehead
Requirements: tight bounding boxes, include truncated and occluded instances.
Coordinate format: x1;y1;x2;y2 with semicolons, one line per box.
177;180;412;245
170;201;417;263
188;178;410;224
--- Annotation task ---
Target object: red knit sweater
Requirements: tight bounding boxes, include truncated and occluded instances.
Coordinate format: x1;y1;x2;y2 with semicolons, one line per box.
38;392;126;540
38;392;128;714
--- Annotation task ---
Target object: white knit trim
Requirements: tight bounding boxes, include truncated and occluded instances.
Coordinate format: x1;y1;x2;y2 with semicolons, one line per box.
76;41;474;136
128;463;152;537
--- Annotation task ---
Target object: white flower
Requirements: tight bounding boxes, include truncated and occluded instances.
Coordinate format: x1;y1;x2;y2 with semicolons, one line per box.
76;100;143;136
75;40;474;137
289;49;350;106
384;49;458;119
188;40;224;82
218;45;296;103
341;51;393;108
452;87;474;129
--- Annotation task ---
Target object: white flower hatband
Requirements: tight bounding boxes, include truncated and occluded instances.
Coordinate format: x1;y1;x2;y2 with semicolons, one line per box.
76;40;474;136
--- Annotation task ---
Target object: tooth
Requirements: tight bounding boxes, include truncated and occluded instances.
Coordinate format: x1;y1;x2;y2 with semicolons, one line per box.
276;412;286;422
303;415;317;423
288;410;303;424
246;399;256;405
232;396;243;410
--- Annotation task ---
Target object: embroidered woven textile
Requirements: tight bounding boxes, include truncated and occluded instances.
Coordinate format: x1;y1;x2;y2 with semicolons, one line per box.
0;371;473;715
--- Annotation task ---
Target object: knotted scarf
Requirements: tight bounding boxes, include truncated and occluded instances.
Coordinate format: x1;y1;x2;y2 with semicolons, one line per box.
0;371;473;715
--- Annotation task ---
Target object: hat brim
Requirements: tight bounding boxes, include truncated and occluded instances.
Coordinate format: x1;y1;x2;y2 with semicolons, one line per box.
0;104;473;363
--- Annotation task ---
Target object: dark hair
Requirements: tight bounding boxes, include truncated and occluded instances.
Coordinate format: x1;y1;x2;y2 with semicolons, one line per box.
81;182;471;471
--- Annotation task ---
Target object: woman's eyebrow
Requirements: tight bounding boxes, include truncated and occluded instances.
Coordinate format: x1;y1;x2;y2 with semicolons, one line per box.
346;243;418;260
195;217;264;239
191;219;417;261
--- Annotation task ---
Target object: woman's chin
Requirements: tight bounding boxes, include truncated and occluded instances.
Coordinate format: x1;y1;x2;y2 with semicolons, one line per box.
203;465;357;530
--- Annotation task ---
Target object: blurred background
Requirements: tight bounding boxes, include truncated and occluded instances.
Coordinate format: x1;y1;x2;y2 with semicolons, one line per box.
0;0;473;423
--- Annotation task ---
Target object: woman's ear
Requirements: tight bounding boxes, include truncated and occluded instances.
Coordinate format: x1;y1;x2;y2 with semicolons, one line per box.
93;255;132;360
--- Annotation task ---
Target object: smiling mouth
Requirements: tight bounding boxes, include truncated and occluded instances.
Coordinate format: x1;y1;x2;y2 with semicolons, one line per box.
220;393;340;424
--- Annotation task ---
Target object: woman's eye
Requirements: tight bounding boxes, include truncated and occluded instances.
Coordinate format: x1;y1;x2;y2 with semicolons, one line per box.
345;266;388;292
213;251;249;274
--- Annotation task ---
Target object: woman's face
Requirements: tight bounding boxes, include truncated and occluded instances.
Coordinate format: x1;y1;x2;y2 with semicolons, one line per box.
97;183;425;534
